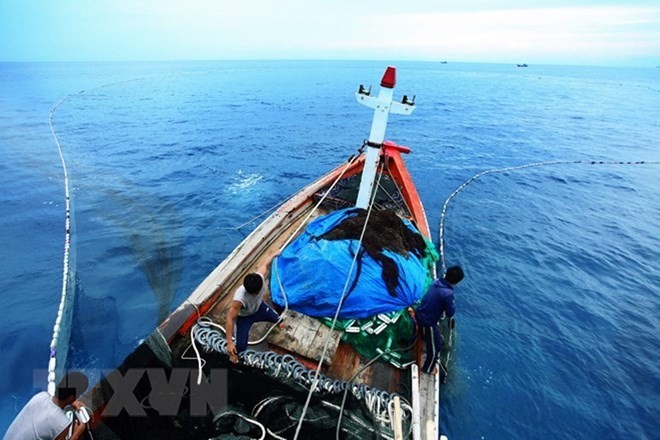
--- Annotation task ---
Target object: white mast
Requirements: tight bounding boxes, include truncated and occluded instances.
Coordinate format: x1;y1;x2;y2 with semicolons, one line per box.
354;66;415;209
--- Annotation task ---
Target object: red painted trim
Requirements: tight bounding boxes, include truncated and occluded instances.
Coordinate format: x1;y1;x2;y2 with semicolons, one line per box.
381;66;396;89
174;297;217;339
383;140;410;155
90;405;106;428
382;147;430;239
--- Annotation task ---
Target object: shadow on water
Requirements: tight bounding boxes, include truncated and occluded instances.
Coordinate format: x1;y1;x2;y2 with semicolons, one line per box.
69;277;121;369
68;184;186;371
101;188;185;324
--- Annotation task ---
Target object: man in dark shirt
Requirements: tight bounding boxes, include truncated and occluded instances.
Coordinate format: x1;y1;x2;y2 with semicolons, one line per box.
415;265;464;374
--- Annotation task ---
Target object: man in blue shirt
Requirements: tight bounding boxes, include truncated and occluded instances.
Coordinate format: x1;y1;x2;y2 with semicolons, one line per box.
414;265;464;374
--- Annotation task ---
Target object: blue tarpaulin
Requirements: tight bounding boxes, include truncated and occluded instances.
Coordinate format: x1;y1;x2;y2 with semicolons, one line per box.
270;208;429;319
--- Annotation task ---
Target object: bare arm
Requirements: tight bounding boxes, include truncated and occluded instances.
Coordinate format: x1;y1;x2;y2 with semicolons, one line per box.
225;300;243;363
54;420;86;440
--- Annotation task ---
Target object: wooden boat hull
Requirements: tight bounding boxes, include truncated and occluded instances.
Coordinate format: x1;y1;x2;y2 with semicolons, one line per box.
83;71;443;440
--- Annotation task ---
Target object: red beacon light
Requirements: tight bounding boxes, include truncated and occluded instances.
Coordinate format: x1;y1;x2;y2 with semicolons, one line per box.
380;66;396;89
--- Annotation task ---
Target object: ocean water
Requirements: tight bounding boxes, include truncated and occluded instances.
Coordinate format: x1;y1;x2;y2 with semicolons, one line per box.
1;61;658;438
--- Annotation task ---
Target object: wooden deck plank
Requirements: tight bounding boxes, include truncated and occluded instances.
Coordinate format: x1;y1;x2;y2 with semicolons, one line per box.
325;341;362;382
267;310;342;365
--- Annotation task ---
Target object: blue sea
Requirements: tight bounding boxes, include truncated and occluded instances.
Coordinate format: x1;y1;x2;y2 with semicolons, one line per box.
1;61;658;438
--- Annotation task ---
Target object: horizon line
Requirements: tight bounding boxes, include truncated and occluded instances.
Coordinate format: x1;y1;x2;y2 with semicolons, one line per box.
0;58;657;69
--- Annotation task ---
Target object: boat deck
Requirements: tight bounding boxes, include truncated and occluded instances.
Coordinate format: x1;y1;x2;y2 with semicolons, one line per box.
183;204;409;392
165;196;440;439
83;67;445;439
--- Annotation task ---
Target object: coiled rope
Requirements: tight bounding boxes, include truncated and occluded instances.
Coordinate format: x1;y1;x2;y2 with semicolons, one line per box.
438;159;660;275
190;319;413;427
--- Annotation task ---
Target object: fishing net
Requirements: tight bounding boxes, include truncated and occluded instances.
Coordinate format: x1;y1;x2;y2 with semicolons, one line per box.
319;209;430;296
214;361;385;440
271;208;436;319
246;394;382;440
88;333;389;440
319;210;439;367
318;173;409;214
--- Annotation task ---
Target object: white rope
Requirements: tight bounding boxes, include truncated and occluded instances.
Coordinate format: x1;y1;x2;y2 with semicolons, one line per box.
47;92;82;396
214;411;267;440
279;155;359;252
189;325;206;385
293;158;386;440
438;159;660;275
46;78;148;396
191;322;412;428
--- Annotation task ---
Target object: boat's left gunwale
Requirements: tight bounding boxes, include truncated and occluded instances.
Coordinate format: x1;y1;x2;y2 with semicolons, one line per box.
158;155;367;343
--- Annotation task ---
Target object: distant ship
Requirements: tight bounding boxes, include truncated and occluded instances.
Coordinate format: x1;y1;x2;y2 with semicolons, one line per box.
440;61;448;64
517;63;528;67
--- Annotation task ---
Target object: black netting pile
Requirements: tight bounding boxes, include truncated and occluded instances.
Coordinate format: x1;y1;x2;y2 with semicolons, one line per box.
318;209;428;296
211;412;264;439
90;345;384;439
214;365;382;440
234;394;381;440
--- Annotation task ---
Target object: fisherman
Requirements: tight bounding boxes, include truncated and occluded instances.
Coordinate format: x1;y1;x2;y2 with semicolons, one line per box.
225;272;284;363
5;371;89;440
414;265;464;375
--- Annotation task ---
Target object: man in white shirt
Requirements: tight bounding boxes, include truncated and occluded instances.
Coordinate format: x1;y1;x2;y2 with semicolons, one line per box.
5;371;88;440
225;272;284;363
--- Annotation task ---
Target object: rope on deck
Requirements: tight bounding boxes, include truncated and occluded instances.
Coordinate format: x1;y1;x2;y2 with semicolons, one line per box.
292;159;387;440
191;319;413;428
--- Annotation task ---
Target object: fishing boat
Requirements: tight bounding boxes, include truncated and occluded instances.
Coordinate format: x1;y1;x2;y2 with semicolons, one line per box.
83;67;450;440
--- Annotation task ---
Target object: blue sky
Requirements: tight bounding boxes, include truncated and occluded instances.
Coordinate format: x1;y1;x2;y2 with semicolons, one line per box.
1;0;658;66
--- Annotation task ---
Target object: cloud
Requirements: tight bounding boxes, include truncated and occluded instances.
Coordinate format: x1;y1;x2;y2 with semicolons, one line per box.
1;1;658;64
359;6;660;63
